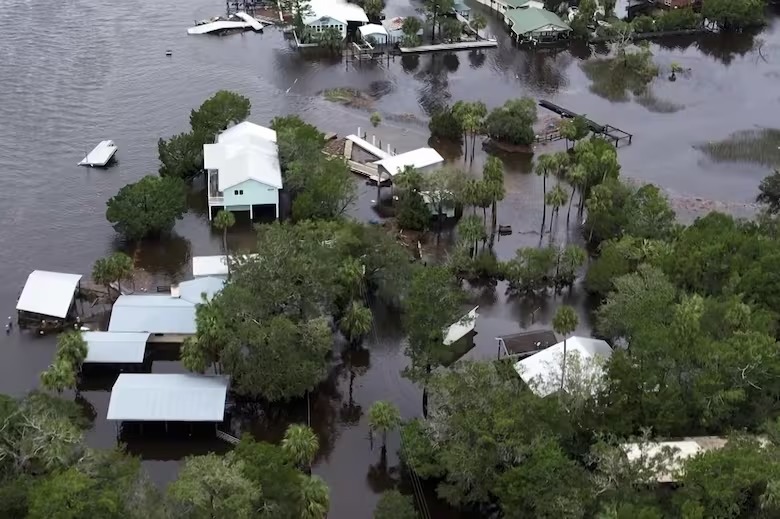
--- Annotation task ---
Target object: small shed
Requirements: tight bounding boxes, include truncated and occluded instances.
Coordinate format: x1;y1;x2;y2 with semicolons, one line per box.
358;23;389;44
382;16;422;41
107;373;230;423
513;336;613;397
108;295;197;341
16;270;83;327
82;331;150;364
374;147;445;181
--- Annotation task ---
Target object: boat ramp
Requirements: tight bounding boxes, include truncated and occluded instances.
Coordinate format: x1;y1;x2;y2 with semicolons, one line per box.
78;140;117;167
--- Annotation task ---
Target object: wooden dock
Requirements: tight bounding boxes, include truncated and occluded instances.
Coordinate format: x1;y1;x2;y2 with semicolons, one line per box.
399;39;498;54
538;100;633;147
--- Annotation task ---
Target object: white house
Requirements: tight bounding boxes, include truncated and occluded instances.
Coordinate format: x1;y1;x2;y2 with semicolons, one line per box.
358;23;389;44
514;336;613;397
373;147;445;182
474;0;544;15
203;121;282;221
304;0;368;39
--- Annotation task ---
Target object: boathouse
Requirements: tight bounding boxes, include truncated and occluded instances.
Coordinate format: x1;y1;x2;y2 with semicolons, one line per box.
204;121;282;221
374;147;444;182
107;373;230;437
513;336;613;397
82;331;150;365
16;270;83;329
505;7;571;43
108;277;225;342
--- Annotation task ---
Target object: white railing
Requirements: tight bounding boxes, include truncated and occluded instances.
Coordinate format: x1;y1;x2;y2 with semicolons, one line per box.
208;196;224;204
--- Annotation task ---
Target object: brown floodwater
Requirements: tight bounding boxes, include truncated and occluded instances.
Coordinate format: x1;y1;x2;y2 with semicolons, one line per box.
0;0;778;516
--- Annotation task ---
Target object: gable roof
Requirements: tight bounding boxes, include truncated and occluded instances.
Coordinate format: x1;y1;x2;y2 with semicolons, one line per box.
107;374;230;422
506;7;571;35
218;121;277;144
304;0;368;25
108;295;197;334
514;336;612;397
177;276;226;304
204;141;283;191
374;147;444;177
82;331;150;364
17;270;83;318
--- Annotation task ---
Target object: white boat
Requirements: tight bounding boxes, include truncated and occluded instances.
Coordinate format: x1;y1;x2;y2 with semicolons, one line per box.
78;140;117;167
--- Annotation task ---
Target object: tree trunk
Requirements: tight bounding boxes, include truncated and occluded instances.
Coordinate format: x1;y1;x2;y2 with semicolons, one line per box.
482;206;487;225
566;188;575;226
431;11;437;43
541;175;548;226
560;337;567;393
549;207;555;234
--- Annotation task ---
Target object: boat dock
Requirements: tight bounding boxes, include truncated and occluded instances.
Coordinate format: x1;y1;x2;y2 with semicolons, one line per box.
187;20;252;35
79;140;117;167
538;100;633;146
399;39;498;54
233;11;265;31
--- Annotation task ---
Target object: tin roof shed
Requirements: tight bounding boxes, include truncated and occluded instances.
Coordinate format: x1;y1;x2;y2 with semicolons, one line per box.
16;270;83;319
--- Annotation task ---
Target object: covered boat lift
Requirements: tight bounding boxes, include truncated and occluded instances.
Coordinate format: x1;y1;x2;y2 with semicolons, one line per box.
16;270;83;330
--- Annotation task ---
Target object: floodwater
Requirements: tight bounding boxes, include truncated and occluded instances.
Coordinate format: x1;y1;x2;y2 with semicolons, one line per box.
0;0;778;515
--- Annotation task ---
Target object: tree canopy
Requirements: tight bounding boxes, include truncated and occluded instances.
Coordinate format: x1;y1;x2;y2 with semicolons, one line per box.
105;175;187;240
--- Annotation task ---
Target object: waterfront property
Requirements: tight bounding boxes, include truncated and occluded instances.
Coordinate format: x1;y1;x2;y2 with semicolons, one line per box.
505;6;571;43
358;23;389;44
304;0;368;39
107;276;225;342
82;331;150;365
513;336;613;397
78;140;117;167
107;373;230;437
473;0;543;15
382;16;423;41
496;329;558;358
16;270;83;329
374;147;445;182
203;121;282;221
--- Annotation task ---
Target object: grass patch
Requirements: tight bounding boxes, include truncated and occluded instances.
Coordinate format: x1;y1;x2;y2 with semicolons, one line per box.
697;129;780;167
322;87;374;109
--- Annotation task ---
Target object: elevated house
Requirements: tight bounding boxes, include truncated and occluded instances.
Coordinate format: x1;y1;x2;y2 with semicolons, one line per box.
203;121;282;221
16;270;83;330
505;6;571;42
304;0;368;40
108;277;225;343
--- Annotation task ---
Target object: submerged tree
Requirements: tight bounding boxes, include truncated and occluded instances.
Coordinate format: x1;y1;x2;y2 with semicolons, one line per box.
105;175;187;240
374;490;417;519
552;305;579;393
368;401;402;449
340;300;373;345
92;251;133;297
483;156;506;237
157;132;203;180
282;424;320;470
189;90;251;143
213;209;236;258
757;170;780;214
299;474;330;519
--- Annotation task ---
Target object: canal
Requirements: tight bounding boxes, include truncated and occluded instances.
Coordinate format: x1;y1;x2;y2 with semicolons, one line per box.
0;0;778;516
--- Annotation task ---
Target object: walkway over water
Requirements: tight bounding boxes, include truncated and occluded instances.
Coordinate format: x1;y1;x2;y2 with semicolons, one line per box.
539;100;633;146
399;39;498;53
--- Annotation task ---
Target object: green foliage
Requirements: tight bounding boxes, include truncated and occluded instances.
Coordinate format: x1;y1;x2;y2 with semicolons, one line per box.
440;17;462;42
318;26;343;50
282;424;320;469
363;0;383;21
757;169;780;214
653;8;701;32
189;90;251;143
40;358;78;394
105;175;187;240
368;401;401;446
299;474;330;519
471;13;487;33
582;44;660;102
585;236;667;296
402;16;422;38
157;132;203;180
92;251;134;295
340;300;373;344
559;115;591;144
403;266;465;380
553;305;578;337
396;190;430;231
702;0;767;31
424;0;455;43
631;15;656;33
40;331;88;394
370;111;382;127
374;490;417;519
505;246;557;294
168;452;259;519
429;105;463;140
290;157;356;221
484;97;538;146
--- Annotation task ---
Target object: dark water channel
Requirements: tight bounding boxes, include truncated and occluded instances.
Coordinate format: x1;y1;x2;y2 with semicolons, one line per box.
0;0;779;516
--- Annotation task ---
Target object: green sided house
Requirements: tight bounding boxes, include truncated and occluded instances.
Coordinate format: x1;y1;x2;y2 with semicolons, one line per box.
203;121;282;221
505;7;571;43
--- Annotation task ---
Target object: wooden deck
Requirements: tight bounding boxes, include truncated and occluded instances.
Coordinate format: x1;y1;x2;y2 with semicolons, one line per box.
538;100;633;146
399;39;498;54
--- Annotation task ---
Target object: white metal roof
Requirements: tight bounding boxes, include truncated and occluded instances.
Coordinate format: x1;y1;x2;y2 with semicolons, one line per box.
443;306;479;345
82;331;150;364
187;20;251;35
107;374;230;422
359;24;389;37
305;0;368;24
203;141;283;191
622;438;729;483
514;336;613;397
217;121;277;144
108;295;197;334
177;276;226;304
78;140;117;167
192;255;229;277
17;270;83;319
374;148;445;177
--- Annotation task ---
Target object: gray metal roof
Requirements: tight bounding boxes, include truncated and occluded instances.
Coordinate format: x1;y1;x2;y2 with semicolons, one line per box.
108;295;197;334
82;331;150;364
107;374;230;422
16;270;83;318
178;276;225;304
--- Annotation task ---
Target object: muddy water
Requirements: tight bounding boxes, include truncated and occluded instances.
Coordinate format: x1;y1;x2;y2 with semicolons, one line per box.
0;0;778;515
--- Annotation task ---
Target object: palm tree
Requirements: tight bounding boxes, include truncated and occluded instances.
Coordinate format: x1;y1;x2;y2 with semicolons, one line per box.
110;252;133;295
91;256;114;297
319;27;343;53
57;330;88;366
213;209;235;258
534;154;556;225
552;305;578;394
483;156;505;237
457;214;486;258
299;474;330;519
471;13;487;37
565;164;586;224
367;401;401;449
282;424;319;470
340;300;373;345
40;358;77;394
545;184;569;234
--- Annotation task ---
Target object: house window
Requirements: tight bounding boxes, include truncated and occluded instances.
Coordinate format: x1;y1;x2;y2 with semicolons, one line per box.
239;189;244;195
234;189;238;195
